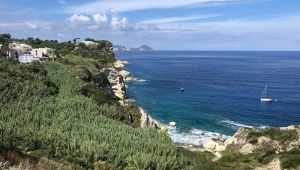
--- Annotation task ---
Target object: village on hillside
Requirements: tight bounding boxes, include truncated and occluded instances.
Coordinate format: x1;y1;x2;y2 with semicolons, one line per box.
0;40;103;63
2;42;56;63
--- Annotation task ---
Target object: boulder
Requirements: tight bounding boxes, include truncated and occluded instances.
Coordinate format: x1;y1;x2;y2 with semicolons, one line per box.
255;158;281;170
225;136;238;146
215;143;226;152
257;136;272;146
203;141;216;150
225;128;250;147
239;143;256;154
119;70;130;79
140;107;160;128
169;122;176;127
114;60;128;69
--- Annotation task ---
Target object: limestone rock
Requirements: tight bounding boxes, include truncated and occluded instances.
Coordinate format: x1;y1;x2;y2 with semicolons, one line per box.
119;70;130;79
255;158;281;170
140;107;160;128
215;143;226;152
203;141;216;150
169;122;176;127
257;136;272;146
102;68;126;100
239;143;256;154
225;128;249;147
113;60;128;69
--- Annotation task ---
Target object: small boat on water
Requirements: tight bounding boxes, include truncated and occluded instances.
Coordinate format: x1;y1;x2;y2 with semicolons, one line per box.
260;83;273;103
180;88;184;92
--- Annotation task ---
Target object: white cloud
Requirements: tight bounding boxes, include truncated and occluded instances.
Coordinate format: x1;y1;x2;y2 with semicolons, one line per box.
66;0;248;14
154;15;300;36
68;14;90;24
93;14;108;23
57;33;65;37
27;22;38;29
139;14;219;24
111;17;130;30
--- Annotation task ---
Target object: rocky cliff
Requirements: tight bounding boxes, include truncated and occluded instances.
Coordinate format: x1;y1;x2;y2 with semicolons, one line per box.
203;125;300;169
103;60;161;128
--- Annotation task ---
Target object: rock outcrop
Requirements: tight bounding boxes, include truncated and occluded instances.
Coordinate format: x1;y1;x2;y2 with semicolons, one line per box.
103;60;161;128
255;158;282;170
202;125;300;169
113;60;128;69
140;107;160;128
102;67;126;100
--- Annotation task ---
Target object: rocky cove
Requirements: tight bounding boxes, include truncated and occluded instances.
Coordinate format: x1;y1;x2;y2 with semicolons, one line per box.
105;60;300;169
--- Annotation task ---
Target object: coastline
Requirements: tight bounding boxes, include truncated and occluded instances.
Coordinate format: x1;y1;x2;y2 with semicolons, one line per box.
107;58;234;150
106;58;300;159
104;59;162;129
107;58;236;150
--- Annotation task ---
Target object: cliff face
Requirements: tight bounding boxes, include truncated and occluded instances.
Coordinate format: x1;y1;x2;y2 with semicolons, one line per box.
139;107;160;128
102;68;127;100
103;59;161;128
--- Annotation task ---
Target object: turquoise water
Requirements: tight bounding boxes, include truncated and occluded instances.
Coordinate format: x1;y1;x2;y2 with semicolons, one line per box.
116;51;300;146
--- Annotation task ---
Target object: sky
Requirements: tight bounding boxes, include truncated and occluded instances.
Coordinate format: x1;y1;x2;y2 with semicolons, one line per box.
0;0;300;50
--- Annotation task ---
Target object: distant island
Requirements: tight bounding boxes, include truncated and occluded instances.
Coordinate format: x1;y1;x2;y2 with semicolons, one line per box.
113;45;153;51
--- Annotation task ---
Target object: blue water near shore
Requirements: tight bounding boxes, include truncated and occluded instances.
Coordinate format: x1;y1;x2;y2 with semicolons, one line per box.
116;51;300;146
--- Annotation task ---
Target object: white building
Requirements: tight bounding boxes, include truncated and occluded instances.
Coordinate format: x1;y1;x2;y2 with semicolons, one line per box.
8;43;32;60
8;43;55;63
18;54;39;63
31;48;56;58
82;41;97;46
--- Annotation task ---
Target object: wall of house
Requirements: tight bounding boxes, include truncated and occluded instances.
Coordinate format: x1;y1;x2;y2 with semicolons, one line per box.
31;48;44;58
18;54;37;63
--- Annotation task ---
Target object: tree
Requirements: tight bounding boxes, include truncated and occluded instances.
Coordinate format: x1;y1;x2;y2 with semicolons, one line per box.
0;33;11;57
73;38;80;44
85;38;95;42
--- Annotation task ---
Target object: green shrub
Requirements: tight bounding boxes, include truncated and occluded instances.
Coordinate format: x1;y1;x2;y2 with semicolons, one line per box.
280;149;300;169
247;128;298;143
216;150;275;169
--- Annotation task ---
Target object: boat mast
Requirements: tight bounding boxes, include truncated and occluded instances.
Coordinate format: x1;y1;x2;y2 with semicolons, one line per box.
261;83;268;98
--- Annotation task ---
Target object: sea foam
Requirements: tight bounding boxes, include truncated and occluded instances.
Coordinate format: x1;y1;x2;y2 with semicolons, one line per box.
221;120;268;129
166;125;230;146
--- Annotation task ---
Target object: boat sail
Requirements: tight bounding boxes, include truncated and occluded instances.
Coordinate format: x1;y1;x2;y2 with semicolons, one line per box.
260;83;273;102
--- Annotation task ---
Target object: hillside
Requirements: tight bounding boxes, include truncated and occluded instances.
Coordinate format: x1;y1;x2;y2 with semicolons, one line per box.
0;35;215;169
0;34;299;170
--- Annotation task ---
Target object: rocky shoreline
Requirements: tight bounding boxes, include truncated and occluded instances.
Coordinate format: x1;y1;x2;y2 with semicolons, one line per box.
104;60;300;169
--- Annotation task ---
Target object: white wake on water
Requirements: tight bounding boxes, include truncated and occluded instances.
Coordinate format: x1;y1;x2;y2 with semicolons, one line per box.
136;79;147;82
165;125;230;146
221;120;268;129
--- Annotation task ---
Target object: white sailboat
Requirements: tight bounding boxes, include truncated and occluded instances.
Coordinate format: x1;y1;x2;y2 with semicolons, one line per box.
260;83;273;103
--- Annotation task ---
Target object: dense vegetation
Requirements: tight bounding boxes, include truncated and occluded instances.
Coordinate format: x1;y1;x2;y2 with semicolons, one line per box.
280;149;300;169
0;34;217;169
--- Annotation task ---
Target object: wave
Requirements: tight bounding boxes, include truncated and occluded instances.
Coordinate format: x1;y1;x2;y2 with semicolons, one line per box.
166;125;230;146
136;79;147;82
221;120;268;129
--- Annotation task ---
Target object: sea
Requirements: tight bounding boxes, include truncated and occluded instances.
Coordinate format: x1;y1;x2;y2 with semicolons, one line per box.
116;51;300;146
